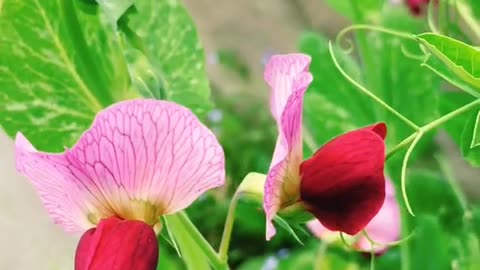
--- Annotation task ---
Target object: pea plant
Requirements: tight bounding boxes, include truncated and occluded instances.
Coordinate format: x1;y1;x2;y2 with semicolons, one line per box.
0;0;479;269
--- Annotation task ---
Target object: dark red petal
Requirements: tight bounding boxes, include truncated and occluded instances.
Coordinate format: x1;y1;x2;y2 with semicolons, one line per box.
75;217;159;270
300;125;386;235
365;122;386;140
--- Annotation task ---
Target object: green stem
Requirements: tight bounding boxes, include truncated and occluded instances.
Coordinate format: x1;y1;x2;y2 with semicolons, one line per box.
386;133;417;160
386;99;480;216
400;210;411;270
454;0;480;42
436;154;468;211
386;98;480;160
218;194;240;262
314;242;328;270
329;42;421;131
427;0;440;34
348;1;377;88
421;98;480;131
336;25;415;51
177;211;228;270
401;131;424;216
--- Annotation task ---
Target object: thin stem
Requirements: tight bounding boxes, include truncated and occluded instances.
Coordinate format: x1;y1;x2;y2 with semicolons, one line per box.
336;25;415;51
436;154;468;211
421;99;480;132
177;211;228;270
427;0;440;34
348;0;377;91
329;42;421;131
439;0;448;33
218;194;240;262
386;133;417;160
400;210;411;270
314;242;328;270
386;98;480;160
362;229;415;248
401;131;424;216
454;0;480;42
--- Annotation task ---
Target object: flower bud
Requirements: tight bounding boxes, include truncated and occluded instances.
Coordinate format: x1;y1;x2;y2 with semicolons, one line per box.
75;216;159;270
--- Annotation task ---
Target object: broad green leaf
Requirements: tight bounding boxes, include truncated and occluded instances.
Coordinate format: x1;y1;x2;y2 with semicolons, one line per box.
165;213;210;270
422;56;480;98
416;33;480;96
461;110;480;167
298;32;374;156
97;0;133;22
123;0;213;117
0;0;135;151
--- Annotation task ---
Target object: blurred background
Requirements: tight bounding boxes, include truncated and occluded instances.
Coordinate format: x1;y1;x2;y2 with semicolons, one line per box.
1;0;479;269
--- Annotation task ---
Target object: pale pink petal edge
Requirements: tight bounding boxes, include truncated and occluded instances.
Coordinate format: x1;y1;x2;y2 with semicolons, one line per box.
263;54;313;240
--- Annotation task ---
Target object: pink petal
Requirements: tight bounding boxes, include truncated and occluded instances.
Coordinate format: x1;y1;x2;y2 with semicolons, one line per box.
306;219;332;240
263;54;313;240
15;99;225;232
355;179;401;253
307;178;400;254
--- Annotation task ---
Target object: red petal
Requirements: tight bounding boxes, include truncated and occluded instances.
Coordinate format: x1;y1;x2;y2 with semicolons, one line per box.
365;122;386;140
75;217;159;270
300;124;386;235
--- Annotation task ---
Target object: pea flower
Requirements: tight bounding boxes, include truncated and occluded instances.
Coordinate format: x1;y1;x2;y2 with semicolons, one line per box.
263;54;386;240
307;178;400;254
15;100;225;270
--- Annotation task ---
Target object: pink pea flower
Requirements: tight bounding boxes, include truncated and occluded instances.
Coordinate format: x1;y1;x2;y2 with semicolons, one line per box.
15;100;225;270
263;54;386;240
307;178;401;254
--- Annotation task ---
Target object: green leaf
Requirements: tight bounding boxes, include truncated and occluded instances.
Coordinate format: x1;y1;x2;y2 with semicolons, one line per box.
461;110;480;167
0;0;135;151
416;33;480;97
273;215;304;245
97;0;133;22
421;56;480;98
123;0;213;117
164;213;211;270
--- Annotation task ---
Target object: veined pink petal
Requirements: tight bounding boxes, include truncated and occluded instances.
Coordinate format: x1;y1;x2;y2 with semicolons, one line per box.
265;54;312;122
15;133;108;232
15;99;225;232
263;54;313;240
307;179;400;254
